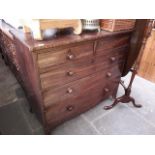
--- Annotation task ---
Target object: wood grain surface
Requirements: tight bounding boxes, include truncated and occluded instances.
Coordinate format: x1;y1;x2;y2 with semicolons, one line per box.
138;29;155;82
0;20;132;133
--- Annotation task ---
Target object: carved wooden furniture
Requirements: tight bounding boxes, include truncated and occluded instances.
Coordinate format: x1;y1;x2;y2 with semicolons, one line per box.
104;68;142;110
21;19;82;40
103;20;149;110
0;19;136;134
100;19;136;32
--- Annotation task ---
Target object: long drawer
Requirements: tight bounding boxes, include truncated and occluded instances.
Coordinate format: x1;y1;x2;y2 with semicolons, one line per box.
40;46;127;91
45;75;118;126
43;63;123;108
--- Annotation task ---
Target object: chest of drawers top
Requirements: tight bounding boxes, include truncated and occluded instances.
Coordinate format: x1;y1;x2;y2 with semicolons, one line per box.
4;21;131;51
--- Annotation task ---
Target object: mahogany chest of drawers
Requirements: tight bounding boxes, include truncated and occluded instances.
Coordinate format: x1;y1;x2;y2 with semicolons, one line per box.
0;20;132;134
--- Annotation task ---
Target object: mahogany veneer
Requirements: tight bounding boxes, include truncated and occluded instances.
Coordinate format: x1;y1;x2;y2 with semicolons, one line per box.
0;20;132;134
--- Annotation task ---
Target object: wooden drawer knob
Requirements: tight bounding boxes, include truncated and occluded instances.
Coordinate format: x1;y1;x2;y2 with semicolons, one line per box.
110;57;116;62
67;88;73;94
104;88;110;93
106;72;112;77
67;71;74;76
66;105;74;111
67;53;75;60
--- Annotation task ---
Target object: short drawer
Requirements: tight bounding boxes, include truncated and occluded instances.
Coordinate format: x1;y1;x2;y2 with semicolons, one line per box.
40;46;127;91
38;42;94;71
96;34;130;53
42;65;122;108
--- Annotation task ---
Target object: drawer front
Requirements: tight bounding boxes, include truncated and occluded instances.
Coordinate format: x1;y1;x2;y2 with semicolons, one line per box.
96;34;130;54
43;63;123;108
40;46;127;91
45;79;118;126
38;42;94;71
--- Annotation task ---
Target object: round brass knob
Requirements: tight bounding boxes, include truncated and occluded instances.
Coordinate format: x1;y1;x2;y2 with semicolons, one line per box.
110;57;116;62
104;88;110;93
67;88;73;94
66;105;74;111
107;72;112;77
67;71;74;76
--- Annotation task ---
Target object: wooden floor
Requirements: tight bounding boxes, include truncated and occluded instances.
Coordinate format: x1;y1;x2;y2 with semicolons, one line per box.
138;29;155;83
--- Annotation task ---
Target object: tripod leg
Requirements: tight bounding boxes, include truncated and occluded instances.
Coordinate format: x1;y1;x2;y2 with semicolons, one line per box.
103;68;142;110
104;98;120;110
130;97;142;108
